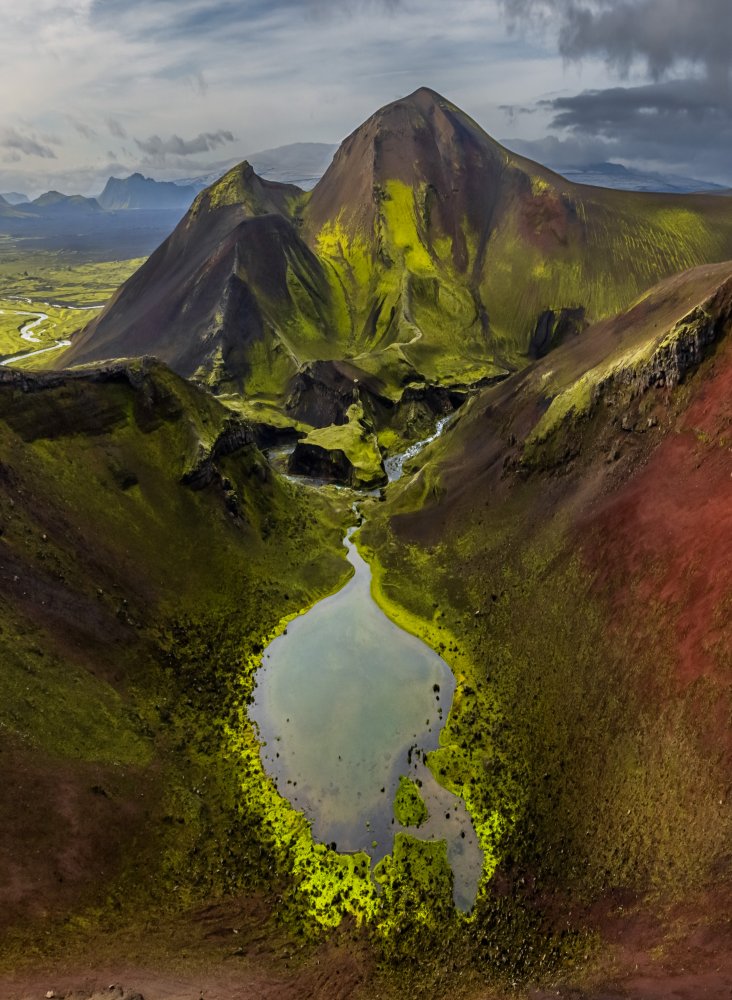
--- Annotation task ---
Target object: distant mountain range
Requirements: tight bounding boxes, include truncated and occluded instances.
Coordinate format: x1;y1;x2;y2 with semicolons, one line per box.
2;144;724;224
548;161;726;194
0;190;101;219
0;191;29;205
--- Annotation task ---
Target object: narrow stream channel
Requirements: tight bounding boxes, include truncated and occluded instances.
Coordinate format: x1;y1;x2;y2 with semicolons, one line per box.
252;418;484;910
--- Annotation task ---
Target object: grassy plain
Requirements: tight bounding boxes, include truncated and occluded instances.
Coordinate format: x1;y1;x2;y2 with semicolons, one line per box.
0;243;144;364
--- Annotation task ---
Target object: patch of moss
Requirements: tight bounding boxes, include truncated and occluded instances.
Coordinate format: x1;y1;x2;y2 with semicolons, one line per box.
301;401;385;486
393;775;429;827
373;834;456;961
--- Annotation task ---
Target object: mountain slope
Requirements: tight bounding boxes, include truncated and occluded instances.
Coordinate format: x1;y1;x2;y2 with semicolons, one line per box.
63;163;343;392
0;357;348;943
61;87;732;400
359;260;732;989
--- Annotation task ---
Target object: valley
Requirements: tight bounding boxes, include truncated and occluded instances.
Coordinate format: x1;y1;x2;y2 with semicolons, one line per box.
1;88;731;1000
0;249;144;367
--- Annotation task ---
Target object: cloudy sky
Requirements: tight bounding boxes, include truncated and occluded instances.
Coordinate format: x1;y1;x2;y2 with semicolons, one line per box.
1;0;730;197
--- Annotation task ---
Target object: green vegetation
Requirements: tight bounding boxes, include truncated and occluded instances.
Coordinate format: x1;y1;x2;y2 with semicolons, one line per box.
299;401;385;486
0;249;144;366
394;776;429;827
0;299;99;360
356;310;732;982
0;247;144;304
3;92;732;995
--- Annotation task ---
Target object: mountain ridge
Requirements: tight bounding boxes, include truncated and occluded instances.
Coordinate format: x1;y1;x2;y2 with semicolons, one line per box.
62;87;732;402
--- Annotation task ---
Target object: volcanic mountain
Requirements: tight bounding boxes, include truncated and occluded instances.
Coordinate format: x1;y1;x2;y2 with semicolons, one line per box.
62;87;732;397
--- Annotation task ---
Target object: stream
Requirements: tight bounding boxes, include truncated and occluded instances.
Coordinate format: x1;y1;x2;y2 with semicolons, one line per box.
253;416;483;910
0;300;100;368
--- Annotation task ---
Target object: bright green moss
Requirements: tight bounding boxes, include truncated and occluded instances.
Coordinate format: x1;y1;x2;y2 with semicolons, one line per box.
373;835;456;960
394;775;429;827
195;165;253;212
301;401;385;485
380;181;433;274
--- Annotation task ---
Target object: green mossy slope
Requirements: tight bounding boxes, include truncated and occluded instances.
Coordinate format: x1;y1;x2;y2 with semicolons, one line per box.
393;776;429;828
0;358;357;961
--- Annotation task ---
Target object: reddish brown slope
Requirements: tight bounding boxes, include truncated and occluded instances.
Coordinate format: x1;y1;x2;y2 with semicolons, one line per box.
362;262;732;994
584;334;732;691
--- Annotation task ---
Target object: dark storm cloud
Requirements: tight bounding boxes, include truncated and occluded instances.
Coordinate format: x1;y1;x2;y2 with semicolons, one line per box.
507;78;732;180
498;1;732;183
543;80;732;156
0;127;57;159
500;0;732;81
134;129;236;158
503;133;616;168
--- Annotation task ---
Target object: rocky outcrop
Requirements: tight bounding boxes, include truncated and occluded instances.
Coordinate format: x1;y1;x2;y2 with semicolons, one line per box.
181;417;257;490
285;359;393;429
288;442;355;485
528;307;586;360
594;278;732;403
288;440;386;489
389;382;467;440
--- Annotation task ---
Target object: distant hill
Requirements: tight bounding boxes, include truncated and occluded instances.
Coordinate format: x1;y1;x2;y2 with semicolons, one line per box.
552;161;726;194
98;173;203;211
30;191;102;215
0;192;29;205
0;195;34;219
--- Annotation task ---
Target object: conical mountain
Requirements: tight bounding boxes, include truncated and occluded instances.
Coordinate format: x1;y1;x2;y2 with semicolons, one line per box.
64;162;343;392
62;88;732;395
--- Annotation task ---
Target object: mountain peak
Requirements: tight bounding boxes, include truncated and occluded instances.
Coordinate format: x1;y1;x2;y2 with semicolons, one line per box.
189;160;303;219
399;85;449;107
305;86;507;238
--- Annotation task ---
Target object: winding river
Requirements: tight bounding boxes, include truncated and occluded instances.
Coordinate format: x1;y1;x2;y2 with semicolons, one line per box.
0;300;99;368
254;419;483;910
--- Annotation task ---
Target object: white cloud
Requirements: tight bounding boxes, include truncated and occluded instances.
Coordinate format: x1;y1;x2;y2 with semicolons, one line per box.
0;0;727;194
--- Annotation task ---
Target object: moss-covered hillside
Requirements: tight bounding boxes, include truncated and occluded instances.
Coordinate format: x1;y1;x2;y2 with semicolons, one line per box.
0;358;357;962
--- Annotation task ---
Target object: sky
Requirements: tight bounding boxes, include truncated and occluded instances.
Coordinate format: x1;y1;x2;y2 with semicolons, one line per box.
0;0;730;197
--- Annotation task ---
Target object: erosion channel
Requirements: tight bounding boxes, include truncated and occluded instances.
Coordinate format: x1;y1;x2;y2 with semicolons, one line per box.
251;422;483;911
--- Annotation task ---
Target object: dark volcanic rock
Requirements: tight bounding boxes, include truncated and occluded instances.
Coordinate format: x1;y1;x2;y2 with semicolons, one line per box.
181;417;257;490
594;278;732;402
529;307;586;360
288;440;386;489
285;359;393;429
288;442;354;484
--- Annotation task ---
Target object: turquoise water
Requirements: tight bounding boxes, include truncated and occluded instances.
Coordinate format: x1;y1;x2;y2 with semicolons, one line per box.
251;527;483;909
